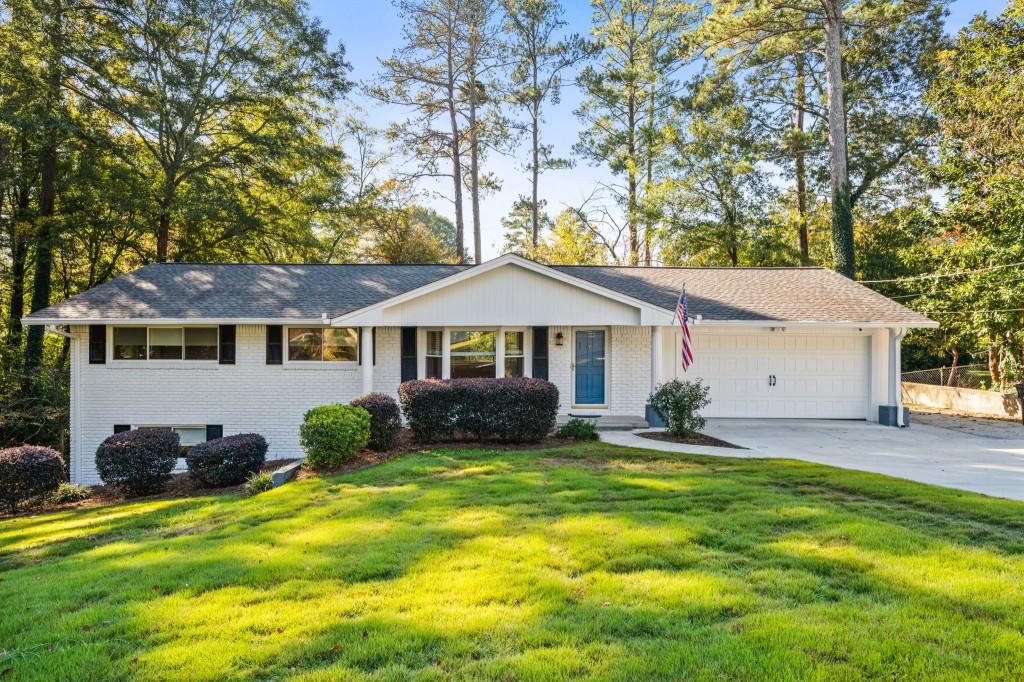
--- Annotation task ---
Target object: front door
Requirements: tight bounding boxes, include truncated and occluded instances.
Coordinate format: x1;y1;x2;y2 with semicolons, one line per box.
575;330;606;405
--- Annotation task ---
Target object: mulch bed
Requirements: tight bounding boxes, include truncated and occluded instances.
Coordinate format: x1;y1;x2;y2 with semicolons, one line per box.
637;430;744;449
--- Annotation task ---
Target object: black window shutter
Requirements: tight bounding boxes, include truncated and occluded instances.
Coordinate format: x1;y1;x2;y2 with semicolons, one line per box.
266;325;282;364
532;327;549;380
89;325;106;364
219;325;236;365
400;327;417;382
113;424;131;434
205;425;223;441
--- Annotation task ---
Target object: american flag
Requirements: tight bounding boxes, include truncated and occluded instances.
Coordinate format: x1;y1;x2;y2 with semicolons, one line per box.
676;287;694;371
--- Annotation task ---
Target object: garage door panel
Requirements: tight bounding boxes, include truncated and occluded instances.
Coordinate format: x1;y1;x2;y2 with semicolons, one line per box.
676;332;869;419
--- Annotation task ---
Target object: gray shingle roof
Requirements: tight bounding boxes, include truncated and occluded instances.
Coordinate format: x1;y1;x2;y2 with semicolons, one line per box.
25;261;934;326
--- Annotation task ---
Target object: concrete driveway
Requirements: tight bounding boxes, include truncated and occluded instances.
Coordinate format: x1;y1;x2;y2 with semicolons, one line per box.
602;416;1024;501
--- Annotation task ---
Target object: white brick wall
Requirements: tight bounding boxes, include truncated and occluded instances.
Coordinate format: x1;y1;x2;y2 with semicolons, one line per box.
68;324;653;484
69;325;401;484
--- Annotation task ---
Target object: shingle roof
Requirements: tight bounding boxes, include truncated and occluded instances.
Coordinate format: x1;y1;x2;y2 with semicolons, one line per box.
25;261;934;326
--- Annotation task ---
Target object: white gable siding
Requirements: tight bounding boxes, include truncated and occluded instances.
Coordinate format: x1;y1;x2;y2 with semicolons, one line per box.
68;325;402;484
376;264;642;326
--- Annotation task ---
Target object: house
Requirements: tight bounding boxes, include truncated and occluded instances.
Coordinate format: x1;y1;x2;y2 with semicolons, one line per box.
23;254;936;484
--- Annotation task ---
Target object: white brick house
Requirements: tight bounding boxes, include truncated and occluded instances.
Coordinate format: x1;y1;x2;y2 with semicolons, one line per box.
24;254;936;484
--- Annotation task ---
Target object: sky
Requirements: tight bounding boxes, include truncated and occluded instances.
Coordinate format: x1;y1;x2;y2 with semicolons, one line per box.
306;0;1009;261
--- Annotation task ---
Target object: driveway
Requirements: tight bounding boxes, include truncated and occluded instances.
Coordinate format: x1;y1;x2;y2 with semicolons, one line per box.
602;415;1024;501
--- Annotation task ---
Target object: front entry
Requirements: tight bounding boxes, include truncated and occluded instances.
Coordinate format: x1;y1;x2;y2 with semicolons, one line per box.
575;329;606;405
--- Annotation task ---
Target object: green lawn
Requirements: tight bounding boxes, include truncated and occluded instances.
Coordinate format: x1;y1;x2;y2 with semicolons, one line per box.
2;443;1023;681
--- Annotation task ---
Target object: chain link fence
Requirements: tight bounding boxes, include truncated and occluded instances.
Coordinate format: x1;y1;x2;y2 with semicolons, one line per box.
901;364;999;391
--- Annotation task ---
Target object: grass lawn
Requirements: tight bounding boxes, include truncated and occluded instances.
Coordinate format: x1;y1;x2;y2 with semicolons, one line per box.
2;443;1023;680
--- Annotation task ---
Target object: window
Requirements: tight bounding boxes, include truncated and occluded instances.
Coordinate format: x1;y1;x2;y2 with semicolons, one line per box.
287;327;358;362
425;330;442;379
112;327;219;362
113;327;146;360
139;425;207;455
504;331;525;377
450;330;496;379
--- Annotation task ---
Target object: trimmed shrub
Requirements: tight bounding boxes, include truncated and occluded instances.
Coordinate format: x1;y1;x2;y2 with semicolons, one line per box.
0;445;64;512
95;428;178;496
243;471;273;497
556;417;600;441
350;393;401;451
399;378;559;443
648;379;711;437
186;433;267;487
49;482;92;505
299;404;371;469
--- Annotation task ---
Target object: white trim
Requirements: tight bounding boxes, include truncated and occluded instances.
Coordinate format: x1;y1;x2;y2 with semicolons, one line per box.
327;254;675;326
24;317;331;326
693;319;939;329
571;327;610;408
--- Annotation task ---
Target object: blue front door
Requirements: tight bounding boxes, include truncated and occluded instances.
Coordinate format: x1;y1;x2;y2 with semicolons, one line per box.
575;330;606;405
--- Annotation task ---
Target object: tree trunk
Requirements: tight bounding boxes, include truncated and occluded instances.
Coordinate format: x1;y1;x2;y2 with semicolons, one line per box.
946;347;959;387
25;0;63;372
627;91;638;266
530;62;540;249
5;138;30;346
821;0;854;278
446;50;465;264
988;342;1002;389
469;82;482;265
794;53;809;262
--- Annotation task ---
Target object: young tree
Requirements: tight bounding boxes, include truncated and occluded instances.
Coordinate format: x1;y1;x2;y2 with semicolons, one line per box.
503;0;588;247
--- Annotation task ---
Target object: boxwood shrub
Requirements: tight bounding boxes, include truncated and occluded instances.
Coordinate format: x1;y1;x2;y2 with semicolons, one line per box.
0;445;64;512
185;433;267;487
95;428;179;496
398;378;559;443
299;404;370;469
350;393;401;451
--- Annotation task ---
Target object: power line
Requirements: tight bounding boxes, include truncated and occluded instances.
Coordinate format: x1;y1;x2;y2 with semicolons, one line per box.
858;261;1024;284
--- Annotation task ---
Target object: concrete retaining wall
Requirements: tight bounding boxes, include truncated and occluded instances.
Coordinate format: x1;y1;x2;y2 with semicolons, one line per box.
902;381;1021;419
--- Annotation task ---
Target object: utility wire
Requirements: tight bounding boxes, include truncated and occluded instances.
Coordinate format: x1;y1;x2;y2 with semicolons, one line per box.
858;261;1024;284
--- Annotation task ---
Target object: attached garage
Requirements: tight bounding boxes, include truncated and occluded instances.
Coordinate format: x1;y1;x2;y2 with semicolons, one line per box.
674;330;871;419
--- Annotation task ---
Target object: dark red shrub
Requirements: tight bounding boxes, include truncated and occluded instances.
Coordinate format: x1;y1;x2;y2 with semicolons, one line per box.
95;428;178;496
186;433;267;487
350;393;401;451
0;445;64;512
399;378;559;443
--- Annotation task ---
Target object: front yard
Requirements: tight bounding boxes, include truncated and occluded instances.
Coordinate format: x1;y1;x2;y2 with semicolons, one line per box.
2;443;1023;680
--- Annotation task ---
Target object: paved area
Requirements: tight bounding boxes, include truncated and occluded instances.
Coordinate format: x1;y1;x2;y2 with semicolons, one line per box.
602;417;1024;501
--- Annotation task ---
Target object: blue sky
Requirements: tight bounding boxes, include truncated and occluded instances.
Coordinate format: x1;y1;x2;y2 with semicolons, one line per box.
307;0;1008;260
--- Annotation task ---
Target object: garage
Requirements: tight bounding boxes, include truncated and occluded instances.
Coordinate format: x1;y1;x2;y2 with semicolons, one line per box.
675;331;871;419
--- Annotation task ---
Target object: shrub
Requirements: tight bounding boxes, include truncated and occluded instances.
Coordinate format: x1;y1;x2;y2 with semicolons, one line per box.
186;433;267;487
648;379;711;437
399;378;559;443
556;417;600;441
299;404;371;469
95;428;179;496
350;393;401;451
0;445;64;512
243;471;273;497
49;482;92;505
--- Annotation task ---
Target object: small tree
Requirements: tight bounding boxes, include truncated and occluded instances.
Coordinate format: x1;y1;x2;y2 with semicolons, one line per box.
648;379;711;437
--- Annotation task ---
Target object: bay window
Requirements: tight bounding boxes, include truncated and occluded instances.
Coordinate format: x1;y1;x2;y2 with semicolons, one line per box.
287;327;358;362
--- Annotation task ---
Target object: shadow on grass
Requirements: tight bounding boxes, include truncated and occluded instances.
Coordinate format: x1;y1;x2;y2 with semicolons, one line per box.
1;443;1022;680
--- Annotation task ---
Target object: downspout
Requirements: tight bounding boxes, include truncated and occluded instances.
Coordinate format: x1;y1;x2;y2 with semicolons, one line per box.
892;327;907;427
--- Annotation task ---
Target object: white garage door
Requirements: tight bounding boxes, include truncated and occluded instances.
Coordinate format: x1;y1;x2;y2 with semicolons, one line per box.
674;332;870;419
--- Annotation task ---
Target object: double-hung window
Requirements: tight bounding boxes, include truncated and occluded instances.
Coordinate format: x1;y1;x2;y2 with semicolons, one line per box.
504;331;525;377
112;327;218;361
287;327;358;362
425;330;443;379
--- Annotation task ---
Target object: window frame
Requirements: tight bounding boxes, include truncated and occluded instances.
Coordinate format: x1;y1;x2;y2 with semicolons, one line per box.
109;325;220;364
282;325;360;366
416;327;531;380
